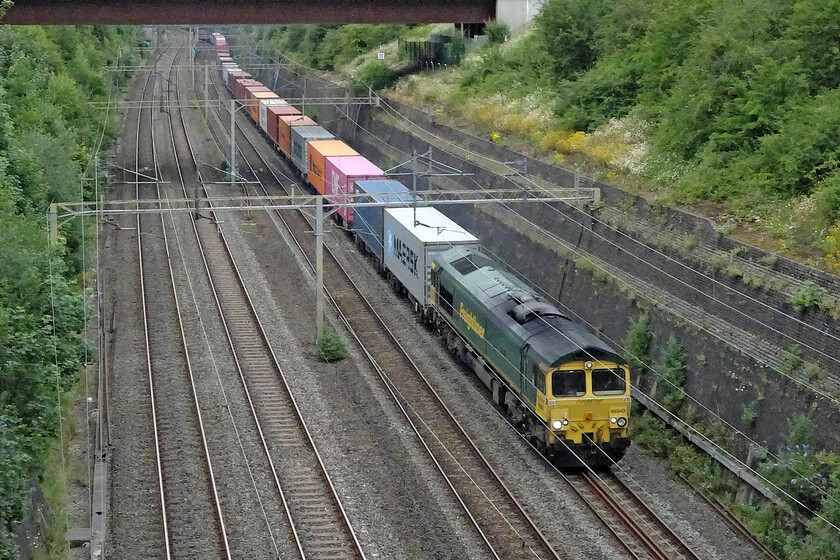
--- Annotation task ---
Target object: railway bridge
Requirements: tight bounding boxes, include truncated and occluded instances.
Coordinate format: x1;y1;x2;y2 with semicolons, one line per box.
1;0;542;26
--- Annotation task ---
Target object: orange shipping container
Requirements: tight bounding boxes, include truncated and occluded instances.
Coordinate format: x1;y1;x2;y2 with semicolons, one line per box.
248;91;279;122
307;140;359;194
276;115;317;157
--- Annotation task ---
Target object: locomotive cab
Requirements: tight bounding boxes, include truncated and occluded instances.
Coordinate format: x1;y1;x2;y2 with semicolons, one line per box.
546;361;631;467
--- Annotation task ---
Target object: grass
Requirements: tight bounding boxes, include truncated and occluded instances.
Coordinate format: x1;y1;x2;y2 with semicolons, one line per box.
32;379;87;560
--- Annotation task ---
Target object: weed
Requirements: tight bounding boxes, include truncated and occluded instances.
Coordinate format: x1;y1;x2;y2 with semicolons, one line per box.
317;330;348;362
624;315;652;374
679;233;698;256
760;254;778;268
715;219;737;236
742;272;766;289
741;403;758;427
726;264;744;279
780;345;803;377
706;250;730;274
805;363;824;381
790;281;827;312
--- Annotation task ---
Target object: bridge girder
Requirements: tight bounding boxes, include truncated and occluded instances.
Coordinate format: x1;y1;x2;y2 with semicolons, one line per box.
3;0;496;25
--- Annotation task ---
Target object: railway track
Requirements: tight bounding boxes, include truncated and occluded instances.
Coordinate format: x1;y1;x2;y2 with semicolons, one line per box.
569;470;701;560
203;57;724;560
201;66;561;560
133;39;231;558
166;41;365;560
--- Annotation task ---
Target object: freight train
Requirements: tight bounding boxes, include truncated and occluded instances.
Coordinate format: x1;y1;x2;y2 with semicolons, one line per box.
210;33;631;467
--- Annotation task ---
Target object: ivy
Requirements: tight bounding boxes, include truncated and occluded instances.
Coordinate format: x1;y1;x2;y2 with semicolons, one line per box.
0;24;140;558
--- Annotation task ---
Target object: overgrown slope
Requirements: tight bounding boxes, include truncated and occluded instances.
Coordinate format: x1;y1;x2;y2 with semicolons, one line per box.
0;25;139;558
389;0;840;269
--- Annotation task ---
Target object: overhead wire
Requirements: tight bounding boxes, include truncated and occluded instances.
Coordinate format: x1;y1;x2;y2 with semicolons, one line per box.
224;43;840;527
164;41;283;556
328;86;840;514
335;91;840;406
374;97;840;365
238;48;840;510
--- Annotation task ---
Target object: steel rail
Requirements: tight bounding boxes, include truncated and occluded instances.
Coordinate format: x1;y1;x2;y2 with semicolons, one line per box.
175;46;365;560
166;40;304;560
156;41;233;559
208;61;710;560
204;68;561;560
578;471;701;560
211;50;784;560
132;39;173;560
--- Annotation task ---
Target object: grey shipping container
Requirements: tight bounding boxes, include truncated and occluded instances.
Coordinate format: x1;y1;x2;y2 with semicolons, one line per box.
353;180;412;262
384;207;478;307
290;126;334;176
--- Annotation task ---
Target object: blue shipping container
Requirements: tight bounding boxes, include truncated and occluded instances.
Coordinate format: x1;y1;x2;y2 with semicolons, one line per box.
353;180;412;262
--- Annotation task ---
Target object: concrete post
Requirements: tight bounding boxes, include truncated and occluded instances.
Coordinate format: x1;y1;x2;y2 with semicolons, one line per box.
49;204;58;246
204;65;209;121
190;27;195;91
230;98;236;183
315;195;325;340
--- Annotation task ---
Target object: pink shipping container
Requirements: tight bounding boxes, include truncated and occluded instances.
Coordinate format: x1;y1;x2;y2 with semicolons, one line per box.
323;156;387;224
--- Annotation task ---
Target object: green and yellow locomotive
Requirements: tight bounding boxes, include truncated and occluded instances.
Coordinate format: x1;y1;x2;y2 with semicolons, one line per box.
429;247;631;467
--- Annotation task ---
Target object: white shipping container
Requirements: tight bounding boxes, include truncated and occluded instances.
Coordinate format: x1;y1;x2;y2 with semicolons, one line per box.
384;207;478;306
221;66;240;83
259;98;288;133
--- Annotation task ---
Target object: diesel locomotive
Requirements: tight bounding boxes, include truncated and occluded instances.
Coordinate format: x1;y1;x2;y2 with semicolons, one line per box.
429;247;631;466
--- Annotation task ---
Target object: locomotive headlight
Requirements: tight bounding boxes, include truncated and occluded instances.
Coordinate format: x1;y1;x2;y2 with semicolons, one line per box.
585;362;593;369
552;420;563;430
616;417;627;427
562;419;569;426
610;417;617;424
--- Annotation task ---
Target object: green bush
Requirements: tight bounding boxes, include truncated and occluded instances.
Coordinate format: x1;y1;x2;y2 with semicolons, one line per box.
624;314;652;373
780;344;803;377
356;60;398;92
317;331;348;362
741;403;758;426
790;282;826;312
484;20;510;44
0;25;140;557
653;335;687;412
